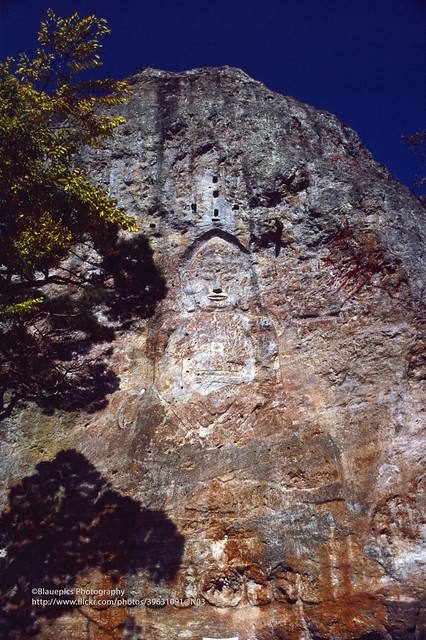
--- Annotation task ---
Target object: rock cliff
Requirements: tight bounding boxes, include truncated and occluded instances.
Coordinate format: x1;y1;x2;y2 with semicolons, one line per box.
0;67;425;640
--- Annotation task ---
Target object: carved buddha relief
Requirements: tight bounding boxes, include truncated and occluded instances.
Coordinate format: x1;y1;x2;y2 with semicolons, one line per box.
155;234;279;419
181;235;252;312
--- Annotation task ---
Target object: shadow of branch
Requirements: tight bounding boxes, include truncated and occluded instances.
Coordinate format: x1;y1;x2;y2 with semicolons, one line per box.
0;449;184;638
0;233;167;420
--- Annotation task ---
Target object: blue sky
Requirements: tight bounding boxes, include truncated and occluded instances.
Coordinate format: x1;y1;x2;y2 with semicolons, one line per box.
1;0;425;192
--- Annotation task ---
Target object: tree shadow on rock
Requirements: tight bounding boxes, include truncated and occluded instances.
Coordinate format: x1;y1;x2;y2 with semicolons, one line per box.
0;233;167;420
0;320;120;417
0;449;184;639
101;234;167;327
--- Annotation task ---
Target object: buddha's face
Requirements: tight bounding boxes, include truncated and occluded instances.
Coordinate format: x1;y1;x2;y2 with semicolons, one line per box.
182;238;252;310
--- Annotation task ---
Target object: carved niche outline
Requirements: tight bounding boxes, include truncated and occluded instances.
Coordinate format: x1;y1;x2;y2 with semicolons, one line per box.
154;232;278;405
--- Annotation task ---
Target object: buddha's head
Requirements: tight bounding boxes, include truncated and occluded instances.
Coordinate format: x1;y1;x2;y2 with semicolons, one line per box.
182;237;252;310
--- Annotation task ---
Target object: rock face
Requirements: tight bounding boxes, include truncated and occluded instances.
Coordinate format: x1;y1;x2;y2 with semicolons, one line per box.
1;67;425;640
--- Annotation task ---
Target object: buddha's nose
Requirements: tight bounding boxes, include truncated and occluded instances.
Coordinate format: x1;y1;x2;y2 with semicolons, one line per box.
213;273;223;293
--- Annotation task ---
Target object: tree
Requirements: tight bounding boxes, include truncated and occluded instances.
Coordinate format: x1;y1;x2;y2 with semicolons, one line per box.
402;129;426;204
0;12;166;418
0;9;136;314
